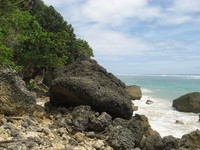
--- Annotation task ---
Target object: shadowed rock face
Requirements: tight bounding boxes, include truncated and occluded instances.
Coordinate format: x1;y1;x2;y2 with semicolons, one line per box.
172;92;200;113
49;59;133;119
0;67;36;115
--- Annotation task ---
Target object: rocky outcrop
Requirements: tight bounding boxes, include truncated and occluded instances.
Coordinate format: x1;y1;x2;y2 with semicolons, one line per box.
49;60;133;119
162;135;179;150
172;92;200;113
0;67;36;115
126;85;142;100
105;114;163;150
178;130;200;150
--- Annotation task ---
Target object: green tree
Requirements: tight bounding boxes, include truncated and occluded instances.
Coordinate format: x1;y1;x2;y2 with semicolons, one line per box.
0;0;94;84
73;39;94;60
0;0;21;66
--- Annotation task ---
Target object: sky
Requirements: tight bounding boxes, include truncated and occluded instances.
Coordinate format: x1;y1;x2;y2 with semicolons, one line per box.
43;0;200;75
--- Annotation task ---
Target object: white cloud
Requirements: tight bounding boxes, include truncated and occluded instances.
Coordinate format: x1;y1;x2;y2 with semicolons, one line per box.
171;0;200;14
78;25;153;57
42;0;200;74
43;0;200;26
80;0;161;25
160;0;200;25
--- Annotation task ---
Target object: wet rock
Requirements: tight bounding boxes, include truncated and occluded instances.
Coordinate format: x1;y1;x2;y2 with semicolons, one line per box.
172;92;200;113
50;59;133;119
175;120;184;125
146;99;154;105
126;85;142;100
0;67;36;115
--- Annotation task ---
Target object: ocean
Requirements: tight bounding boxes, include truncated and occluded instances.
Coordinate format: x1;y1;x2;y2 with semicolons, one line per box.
117;74;200;138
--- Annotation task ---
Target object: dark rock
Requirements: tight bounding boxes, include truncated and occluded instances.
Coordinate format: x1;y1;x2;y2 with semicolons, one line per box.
126;85;142;100
141;133;163;150
172;92;200;113
178;130;200;149
162;135;179;150
145;99;154;105
89;112;112;132
49;59;133;119
107;125;136;149
0;67;36;115
71;105;94;131
106;114;159;149
175;120;184;125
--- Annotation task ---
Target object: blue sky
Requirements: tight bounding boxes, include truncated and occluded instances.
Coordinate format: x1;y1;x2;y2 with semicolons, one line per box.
43;0;200;74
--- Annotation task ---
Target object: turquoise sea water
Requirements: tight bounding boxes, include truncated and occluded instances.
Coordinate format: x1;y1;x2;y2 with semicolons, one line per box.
117;74;200;100
117;74;200;138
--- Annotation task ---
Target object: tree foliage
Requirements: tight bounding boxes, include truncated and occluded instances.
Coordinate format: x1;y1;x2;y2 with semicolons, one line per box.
0;0;94;82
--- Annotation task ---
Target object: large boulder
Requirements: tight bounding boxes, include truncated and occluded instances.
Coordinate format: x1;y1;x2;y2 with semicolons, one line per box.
0;67;36;115
49;60;133;119
126;85;142;100
172;92;200;113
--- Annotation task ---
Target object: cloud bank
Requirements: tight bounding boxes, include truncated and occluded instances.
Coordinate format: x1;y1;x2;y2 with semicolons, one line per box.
43;0;200;74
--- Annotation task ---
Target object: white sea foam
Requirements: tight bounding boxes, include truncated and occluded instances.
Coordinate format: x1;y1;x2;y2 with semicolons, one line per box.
132;93;200;138
142;88;153;94
147;74;200;80
183;75;200;80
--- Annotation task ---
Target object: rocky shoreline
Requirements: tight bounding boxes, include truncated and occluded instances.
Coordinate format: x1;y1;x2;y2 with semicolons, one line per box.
1;61;200;150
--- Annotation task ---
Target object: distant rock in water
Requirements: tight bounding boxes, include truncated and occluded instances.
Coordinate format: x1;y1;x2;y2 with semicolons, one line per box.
172;92;200;113
125;85;142;100
0;67;36;115
49;59;133;119
146;99;154;105
175;120;184;125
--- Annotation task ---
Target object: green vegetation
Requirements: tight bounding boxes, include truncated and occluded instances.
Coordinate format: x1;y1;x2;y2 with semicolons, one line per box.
0;0;93;84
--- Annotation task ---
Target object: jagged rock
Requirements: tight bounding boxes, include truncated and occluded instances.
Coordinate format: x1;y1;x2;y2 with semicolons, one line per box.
162;135;179;150
172;92;200;113
107;125;136;149
106;114;159;149
89;112;112;132
68;105;113;132
126;85;142;100
178;130;200;150
0;67;36;115
70;105;93;131
141;133;163;150
49;59;133;119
